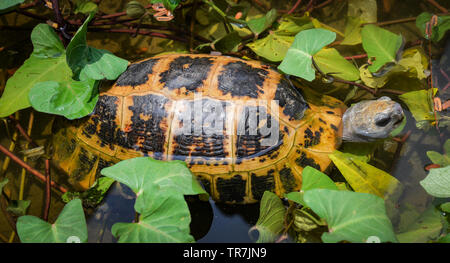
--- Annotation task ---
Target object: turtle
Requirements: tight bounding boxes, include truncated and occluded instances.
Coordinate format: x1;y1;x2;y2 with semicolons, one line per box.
51;54;404;204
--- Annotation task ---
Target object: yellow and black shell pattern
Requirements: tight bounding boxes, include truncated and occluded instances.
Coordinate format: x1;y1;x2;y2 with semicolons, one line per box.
52;54;346;204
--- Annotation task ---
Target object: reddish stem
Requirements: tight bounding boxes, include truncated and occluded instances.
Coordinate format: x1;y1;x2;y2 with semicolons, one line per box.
43;159;51;221
0;144;67;193
287;0;302;14
344;54;368;60
426;0;448;13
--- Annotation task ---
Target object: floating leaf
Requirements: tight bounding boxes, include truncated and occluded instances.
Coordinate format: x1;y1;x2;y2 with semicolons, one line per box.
29;79;99;120
304;189;397;243
420;166;450;198
361;25;403;72
0;24;72;118
329;150;403;200
66;12;128;81
313;47;360;81
247;9;277;35
0;0;24;13
251;191;286;243
416;12;450;42
341;16;364;46
396;206;444;243
17;199;87;243
112;188;194;243
275;15;313;36
285;166;338;207
426;139;450;167
62;177;115;207
278;29;336;81
399;89;436;129
247;33;293;62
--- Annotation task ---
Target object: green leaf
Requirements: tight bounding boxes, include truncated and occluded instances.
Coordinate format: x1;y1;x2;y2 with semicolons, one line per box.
426;139;450;167
441;202;450;213
66;12;128;81
361;25;403;72
31;24;65;58
285;166;338;207
29;79;99;120
0;24;72;118
101;157;207;212
16;199;87;243
0;0;24;13
246;33;293;62
416;12;450;42
278;28;336;81
0;178;8;192
420;166;450;198
74;0;98;14
329;150;403;200
275;15;313;36
313;47;360;81
347;0;377;23
399;89;436;129
438;234;450;243
252;191;286;243
7;200;31;217
112;188;194;243
212;31;241;53
304;189;398;243
247;9;277;35
396;206;444;243
151;0;180;12
341;16;364;46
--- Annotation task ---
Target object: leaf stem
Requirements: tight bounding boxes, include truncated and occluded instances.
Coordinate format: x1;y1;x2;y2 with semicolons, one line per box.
287;0;302;15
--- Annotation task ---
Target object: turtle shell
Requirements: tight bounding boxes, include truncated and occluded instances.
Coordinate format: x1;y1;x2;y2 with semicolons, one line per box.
52;54;346;204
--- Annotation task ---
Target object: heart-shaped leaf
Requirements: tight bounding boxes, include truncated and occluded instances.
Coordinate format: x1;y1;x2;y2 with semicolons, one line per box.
396;206;444;243
420;166;450;198
66;12;128;81
16;199;87;243
278;28;336;81
361;25;403;72
247;9;277;35
247;32;294;62
313;47;360;81
29;79;99;120
416;12;450;42
304;189;398;243
285;166;338;207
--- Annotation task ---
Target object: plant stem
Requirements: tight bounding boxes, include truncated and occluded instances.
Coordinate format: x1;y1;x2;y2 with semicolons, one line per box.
287;0;302;15
43;159;51;221
426;0;448;13
0;144;67;193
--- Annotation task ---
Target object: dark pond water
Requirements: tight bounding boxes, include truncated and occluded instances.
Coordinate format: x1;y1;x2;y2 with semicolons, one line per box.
0;0;449;243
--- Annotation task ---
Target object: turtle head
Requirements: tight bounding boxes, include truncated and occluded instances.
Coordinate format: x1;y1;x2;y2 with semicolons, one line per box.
342;96;404;142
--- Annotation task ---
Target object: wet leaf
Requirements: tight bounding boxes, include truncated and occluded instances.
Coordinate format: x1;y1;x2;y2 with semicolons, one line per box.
416;12;450;42
7;200;31;217
426;139;450;167
252;191;285;243
0;24;72;118
313;47;360;81
247;32;293;62
341;17;364;46
399;89;436;129
74;0;98;14
278;29;336;81
275;15;313;36
361;25;403;73
396;206;444;243
329;150;403;200
420;166;450;198
29;79;99;120
304;189;397;243
247;9;277;35
66;12;128;81
17;199;87;243
285;166;338;207
112;188;194;243
0;0;24;13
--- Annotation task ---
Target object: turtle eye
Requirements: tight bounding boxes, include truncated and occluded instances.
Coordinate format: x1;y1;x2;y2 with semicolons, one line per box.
375;116;391;127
